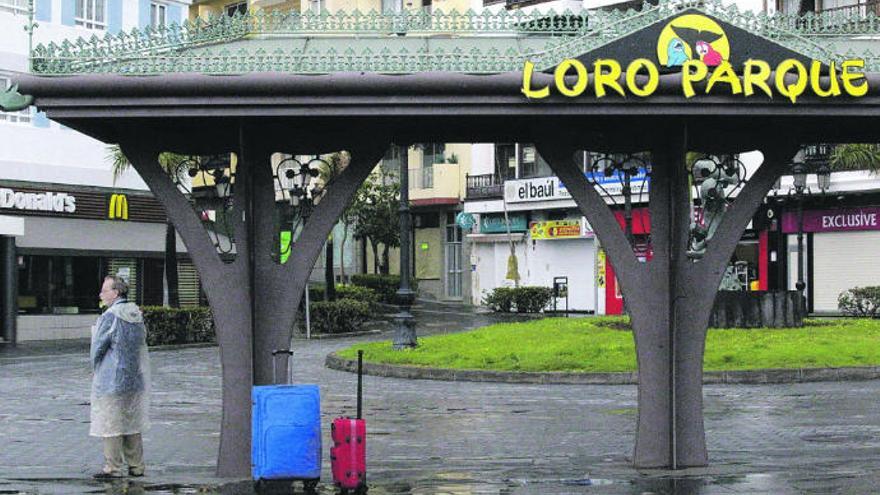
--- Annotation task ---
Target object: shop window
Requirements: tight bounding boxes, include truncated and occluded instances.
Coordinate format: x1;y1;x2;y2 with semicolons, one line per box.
75;0;107;29
17;255;102;314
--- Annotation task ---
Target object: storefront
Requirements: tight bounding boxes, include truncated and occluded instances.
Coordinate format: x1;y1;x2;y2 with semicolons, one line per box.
0;180;201;341
782;205;880;314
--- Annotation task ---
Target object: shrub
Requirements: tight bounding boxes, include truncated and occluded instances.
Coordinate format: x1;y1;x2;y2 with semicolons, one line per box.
350;274;418;303
483;286;553;313
142;306;215;346
335;284;380;305
838;286;880;318
305;299;372;334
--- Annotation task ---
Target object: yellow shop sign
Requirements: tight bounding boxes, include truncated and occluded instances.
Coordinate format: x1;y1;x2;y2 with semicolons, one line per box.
530;220;582;240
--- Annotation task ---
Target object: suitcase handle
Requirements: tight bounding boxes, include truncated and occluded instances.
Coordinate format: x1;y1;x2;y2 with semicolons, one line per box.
271;349;294;385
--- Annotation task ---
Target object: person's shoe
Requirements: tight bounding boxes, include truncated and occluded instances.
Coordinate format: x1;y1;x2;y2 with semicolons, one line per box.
92;470;124;480
128;467;145;477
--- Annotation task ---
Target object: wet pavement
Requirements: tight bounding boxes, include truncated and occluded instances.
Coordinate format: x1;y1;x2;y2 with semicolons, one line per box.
2;302;880;494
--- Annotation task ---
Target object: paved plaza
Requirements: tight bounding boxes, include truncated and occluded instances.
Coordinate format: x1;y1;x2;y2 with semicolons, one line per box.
2;304;880;494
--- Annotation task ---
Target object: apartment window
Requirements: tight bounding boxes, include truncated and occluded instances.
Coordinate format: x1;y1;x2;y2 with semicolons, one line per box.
494;143;517;180
519;144;552;178
151;2;167;28
422;0;431;14
423;143;445;165
381;0;398;12
75;0;107;29
0;77;31;125
309;0;320;13
225;1;247;16
0;0;28;14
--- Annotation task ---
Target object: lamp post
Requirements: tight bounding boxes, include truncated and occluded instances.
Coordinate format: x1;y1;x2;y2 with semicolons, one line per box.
393;143;417;350
791;144;832;309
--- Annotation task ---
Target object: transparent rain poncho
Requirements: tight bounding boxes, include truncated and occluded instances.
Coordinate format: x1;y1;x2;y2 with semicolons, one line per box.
89;299;151;437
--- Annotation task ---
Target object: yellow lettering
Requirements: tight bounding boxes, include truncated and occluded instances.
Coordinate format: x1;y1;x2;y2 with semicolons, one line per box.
554;59;588;97
743;60;773;97
810;60;841;97
841;59;868;97
521;60;550;99
681;60;709;98
625;58;659;97
775;59;808;104
593;59;625;98
706;61;743;95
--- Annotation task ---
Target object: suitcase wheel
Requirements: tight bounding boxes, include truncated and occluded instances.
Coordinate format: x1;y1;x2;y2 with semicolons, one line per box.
303;479;319;493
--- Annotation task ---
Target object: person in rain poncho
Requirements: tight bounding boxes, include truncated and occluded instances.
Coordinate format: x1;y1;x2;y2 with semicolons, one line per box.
90;275;151;479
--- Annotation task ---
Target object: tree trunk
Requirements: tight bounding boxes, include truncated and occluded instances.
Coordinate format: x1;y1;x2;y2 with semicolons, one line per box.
371;239;380;273
164;221;179;308
339;227;348;283
325;235;336;301
381;244;390;275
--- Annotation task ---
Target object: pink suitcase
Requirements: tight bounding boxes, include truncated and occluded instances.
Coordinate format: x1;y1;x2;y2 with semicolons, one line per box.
330;350;367;493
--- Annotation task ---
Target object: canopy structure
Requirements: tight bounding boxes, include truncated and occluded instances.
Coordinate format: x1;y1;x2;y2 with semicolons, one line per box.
6;0;880;478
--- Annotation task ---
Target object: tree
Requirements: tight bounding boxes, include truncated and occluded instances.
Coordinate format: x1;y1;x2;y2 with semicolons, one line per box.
108;145;187;307
830;144;880;174
352;169;400;274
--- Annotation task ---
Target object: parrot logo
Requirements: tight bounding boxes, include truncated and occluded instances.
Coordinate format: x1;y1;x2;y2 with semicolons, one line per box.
656;14;730;69
695;40;724;66
670;25;726;66
666;38;689;67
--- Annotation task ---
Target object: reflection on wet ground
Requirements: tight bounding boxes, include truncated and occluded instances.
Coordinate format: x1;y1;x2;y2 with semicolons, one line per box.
3;303;880;494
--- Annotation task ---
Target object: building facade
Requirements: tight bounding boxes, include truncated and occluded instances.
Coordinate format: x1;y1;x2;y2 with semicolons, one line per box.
1;0;193;342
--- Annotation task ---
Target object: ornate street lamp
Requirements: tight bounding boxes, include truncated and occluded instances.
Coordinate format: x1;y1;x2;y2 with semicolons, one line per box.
393;143;417;350
687;154;747;259
586;153;651;248
790;144;832;304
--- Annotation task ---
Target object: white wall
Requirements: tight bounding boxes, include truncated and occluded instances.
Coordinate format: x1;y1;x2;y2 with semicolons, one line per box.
1;0;191;192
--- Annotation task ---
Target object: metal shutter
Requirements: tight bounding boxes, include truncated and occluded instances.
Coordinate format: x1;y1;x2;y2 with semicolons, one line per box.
177;260;201;308
812;231;880;313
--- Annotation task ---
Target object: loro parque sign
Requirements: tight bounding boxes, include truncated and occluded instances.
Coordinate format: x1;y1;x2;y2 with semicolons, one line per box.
522;14;868;103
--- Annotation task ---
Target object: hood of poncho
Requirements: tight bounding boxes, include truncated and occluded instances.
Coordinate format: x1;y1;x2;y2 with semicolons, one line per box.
108;301;144;324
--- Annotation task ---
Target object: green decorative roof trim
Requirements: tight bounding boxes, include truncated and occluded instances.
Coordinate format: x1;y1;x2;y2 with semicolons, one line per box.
29;0;880;76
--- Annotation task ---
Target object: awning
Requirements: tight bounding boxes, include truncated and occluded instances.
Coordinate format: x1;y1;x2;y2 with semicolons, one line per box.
16;216;187;254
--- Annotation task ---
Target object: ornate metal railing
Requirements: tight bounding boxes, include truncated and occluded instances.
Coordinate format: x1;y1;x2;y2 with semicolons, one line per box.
27;0;880;75
466;174;505;200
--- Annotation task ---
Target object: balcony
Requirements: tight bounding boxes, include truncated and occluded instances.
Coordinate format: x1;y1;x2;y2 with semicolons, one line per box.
822;0;880;17
465;173;504;200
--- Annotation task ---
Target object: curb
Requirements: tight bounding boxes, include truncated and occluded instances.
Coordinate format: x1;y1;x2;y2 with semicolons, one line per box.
293;329;384;340
325;352;880;385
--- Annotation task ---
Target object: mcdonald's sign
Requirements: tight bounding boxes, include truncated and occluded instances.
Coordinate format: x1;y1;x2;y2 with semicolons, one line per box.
108;194;129;220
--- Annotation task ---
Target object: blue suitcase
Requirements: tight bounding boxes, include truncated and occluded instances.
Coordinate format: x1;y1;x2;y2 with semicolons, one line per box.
252;350;321;490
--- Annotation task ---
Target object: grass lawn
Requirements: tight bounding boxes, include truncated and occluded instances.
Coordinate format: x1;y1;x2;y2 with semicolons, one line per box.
336;317;880;372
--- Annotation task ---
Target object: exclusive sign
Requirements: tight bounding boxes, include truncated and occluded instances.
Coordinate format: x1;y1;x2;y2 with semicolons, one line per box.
522;13;869;103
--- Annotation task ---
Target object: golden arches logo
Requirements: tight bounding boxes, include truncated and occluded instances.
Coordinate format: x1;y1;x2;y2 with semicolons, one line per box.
657;14;729;68
109;194;128;220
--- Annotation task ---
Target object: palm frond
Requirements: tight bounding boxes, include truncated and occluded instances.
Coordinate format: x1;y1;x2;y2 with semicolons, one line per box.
830;144;880;174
